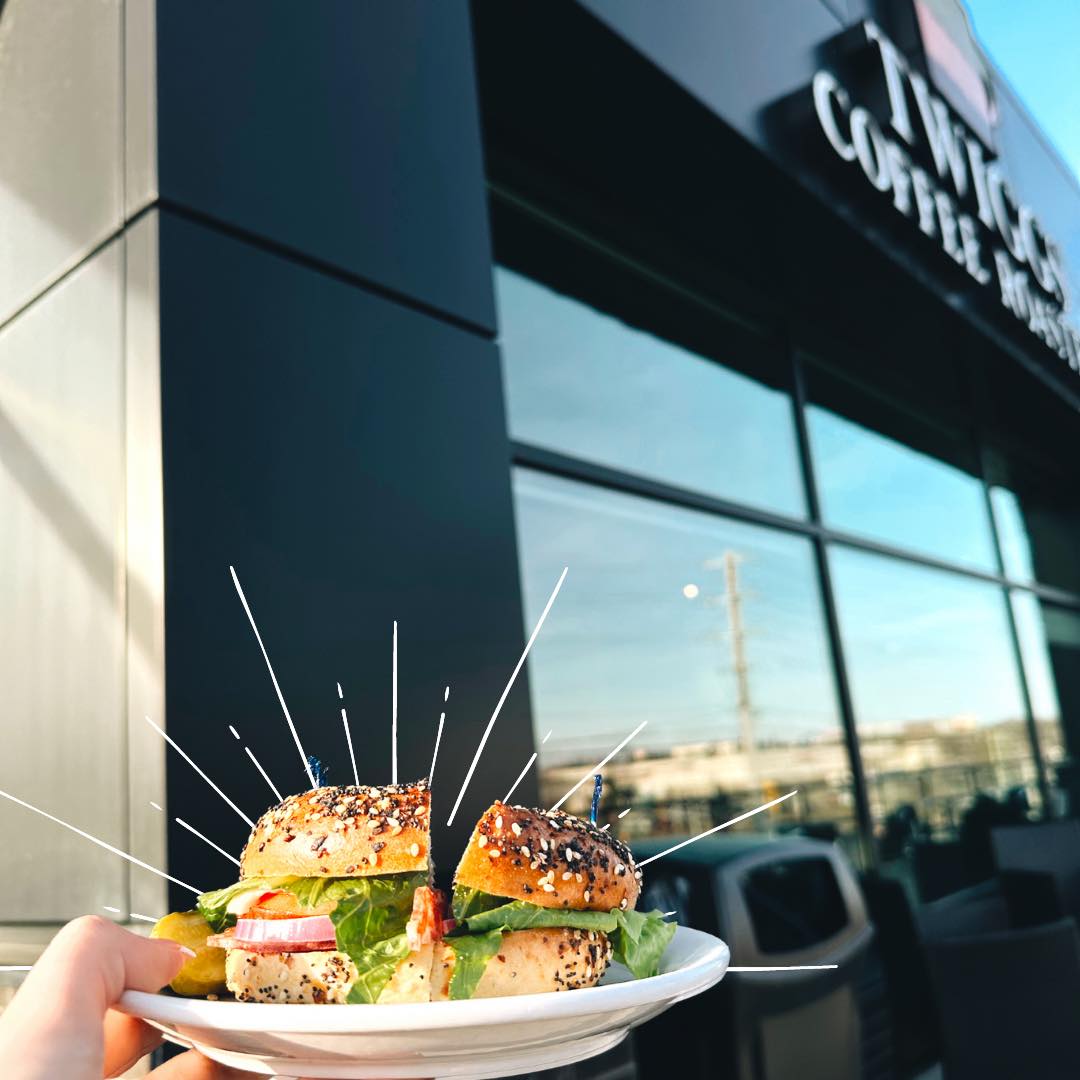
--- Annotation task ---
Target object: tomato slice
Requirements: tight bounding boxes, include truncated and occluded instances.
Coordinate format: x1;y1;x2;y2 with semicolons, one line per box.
246;891;336;920
406;887;446;949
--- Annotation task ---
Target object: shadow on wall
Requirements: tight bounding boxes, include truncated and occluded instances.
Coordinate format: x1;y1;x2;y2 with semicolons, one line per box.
0;401;156;663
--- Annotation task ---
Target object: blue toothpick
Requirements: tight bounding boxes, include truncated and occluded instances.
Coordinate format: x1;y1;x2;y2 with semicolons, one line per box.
308;755;328;788
591;774;603;824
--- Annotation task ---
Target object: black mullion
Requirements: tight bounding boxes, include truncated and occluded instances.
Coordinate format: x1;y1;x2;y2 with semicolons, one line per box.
967;358;1055;816
790;353;878;868
510;441;815;539
511;441;1080;613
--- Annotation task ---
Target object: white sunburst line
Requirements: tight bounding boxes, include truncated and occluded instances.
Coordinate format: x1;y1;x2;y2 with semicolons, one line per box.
502;752;537;804
0;788;202;894
729;965;839;972
636;791;798;867
447;566;568;827
430;711;446;785
618;807;632;819
245;747;283;802
392;621;399;785
550;721;647;811
104;907;162;924
144;716;253;828
230;565;316;789
337;682;359;786
175;817;241;867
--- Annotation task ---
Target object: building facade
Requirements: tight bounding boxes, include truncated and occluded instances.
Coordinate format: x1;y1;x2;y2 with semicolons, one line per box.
2;0;1080;954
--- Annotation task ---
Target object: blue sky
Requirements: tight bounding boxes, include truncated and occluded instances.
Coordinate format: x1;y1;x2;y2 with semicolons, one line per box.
964;0;1080;183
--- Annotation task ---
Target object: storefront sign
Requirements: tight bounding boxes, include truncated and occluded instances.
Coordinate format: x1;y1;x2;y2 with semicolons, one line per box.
812;21;1080;374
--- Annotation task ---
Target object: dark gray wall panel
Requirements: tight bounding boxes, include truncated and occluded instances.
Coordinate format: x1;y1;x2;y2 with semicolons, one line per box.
157;212;532;902
155;0;495;334
579;0;841;151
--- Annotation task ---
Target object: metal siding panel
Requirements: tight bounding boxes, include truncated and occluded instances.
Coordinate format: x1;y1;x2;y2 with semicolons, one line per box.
0;240;128;922
125;211;167;920
125;0;159;218
0;0;123;324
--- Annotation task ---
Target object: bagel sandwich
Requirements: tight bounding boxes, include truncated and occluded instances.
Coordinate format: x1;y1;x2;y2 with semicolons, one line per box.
434;801;675;1000
195;780;442;1004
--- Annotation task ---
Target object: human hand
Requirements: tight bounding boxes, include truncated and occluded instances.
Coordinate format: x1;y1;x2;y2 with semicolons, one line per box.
0;915;251;1079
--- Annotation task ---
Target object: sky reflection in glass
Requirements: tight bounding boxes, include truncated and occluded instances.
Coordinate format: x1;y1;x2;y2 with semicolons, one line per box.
809;406;998;572
830;546;1025;731
513;468;840;765
498;268;805;517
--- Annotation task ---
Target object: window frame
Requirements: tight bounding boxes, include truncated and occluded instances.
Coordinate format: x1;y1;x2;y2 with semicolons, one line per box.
494;185;1080;867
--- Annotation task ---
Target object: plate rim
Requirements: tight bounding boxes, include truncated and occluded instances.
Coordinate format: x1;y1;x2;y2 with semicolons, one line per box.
118;925;729;1034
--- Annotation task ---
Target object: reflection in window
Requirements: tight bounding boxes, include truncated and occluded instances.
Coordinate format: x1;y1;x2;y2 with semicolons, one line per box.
1010;591;1065;777
990;487;1036;583
512;468;852;853
807;406;997;572
986;458;1080;593
497;268;806;517
1012;595;1080;818
829;547;1035;895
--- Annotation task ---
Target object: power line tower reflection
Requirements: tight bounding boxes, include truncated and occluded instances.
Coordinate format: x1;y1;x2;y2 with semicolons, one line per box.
703;549;756;771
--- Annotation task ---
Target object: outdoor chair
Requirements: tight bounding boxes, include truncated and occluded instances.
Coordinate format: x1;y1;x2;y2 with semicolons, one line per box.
925;918;1080;1079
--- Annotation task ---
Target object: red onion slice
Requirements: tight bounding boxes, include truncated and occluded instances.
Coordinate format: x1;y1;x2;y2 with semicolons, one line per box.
234;914;336;945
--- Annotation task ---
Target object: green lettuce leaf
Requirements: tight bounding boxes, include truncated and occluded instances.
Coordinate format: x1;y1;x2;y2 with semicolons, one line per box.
329;873;427;1003
610;908;678;980
460;899;618;936
345;932;414;1004
446;930;504;1000
286;872;426;916
197;872;427;1002
447;893;677;996
450;885;509;922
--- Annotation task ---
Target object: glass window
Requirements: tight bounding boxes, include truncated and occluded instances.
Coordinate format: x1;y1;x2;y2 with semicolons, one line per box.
497;267;806;517
990;487;1036;584
512;468;853;851
808;406;998;571
829;547;1036;893
1010;592;1064;767
1011;593;1080;818
985;448;1080;593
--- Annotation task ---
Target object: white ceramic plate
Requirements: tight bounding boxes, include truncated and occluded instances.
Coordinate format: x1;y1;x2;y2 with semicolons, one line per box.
117;925;728;1079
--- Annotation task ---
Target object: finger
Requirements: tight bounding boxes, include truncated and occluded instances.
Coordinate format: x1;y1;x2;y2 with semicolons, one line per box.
103;1009;163;1078
0;916;191;1076
46;915;192;1003
147;1048;260;1080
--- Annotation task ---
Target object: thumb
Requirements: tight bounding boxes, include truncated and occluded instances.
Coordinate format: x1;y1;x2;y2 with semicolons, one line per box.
38;916;192;1007
0;917;193;1080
